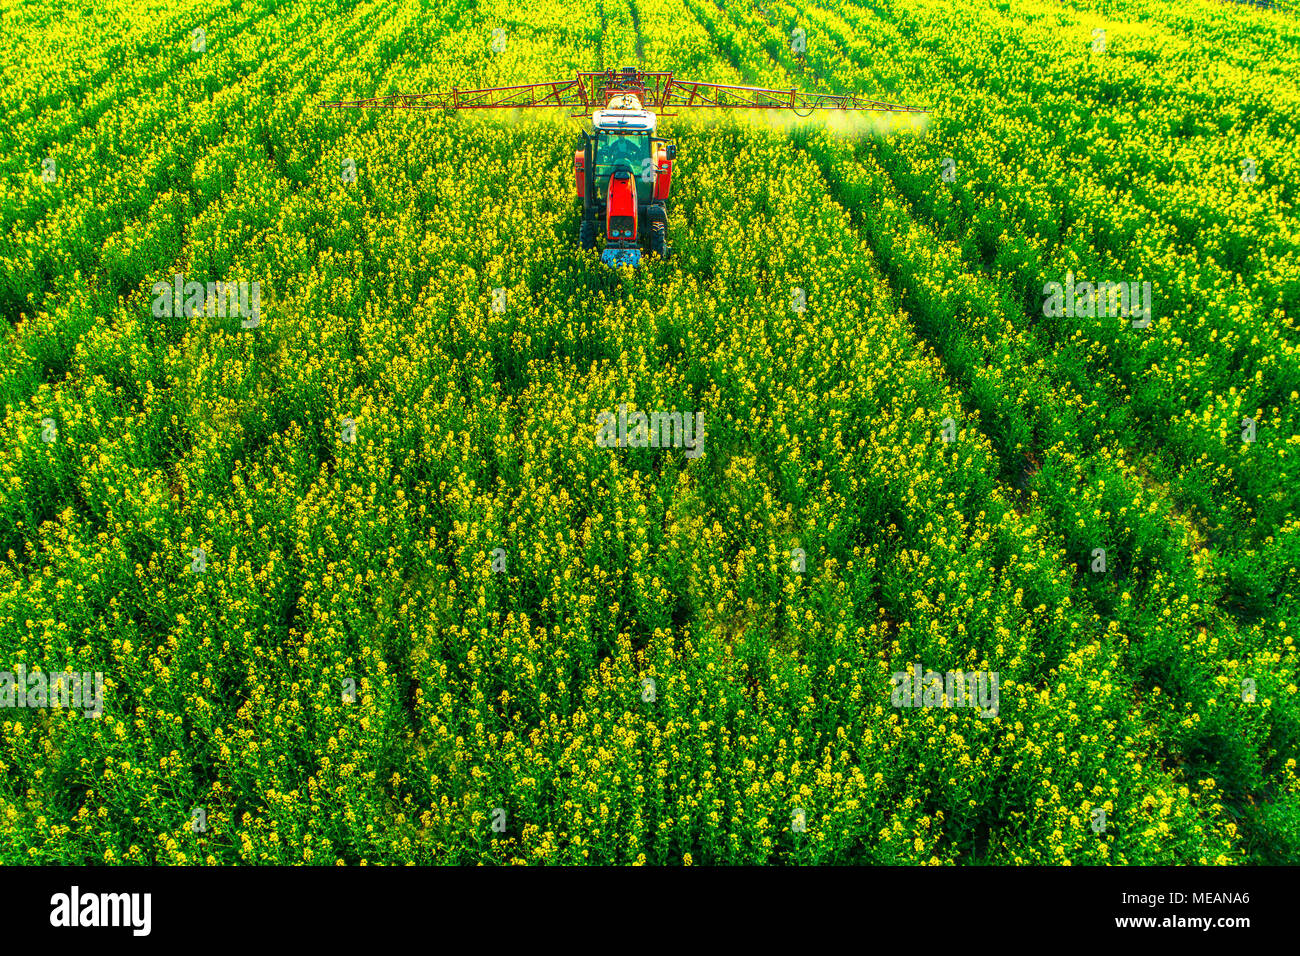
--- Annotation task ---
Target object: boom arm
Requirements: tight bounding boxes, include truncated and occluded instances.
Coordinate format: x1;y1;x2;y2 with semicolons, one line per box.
320;68;929;116
659;78;927;115
319;77;589;110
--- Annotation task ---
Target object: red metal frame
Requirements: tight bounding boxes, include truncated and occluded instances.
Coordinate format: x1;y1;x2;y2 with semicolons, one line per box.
658;77;929;115
320;68;929;117
319;77;589;111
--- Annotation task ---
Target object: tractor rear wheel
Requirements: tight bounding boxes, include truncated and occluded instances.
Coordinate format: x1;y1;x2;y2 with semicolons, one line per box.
646;204;670;259
648;224;667;258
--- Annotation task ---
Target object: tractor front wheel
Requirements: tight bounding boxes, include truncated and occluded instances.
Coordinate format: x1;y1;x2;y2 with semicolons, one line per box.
579;219;597;251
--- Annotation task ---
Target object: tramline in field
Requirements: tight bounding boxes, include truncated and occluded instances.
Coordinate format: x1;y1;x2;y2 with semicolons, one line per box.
322;66;929;267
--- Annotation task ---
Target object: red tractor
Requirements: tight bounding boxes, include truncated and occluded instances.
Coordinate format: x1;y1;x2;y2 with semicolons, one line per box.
323;67;927;268
575;85;675;267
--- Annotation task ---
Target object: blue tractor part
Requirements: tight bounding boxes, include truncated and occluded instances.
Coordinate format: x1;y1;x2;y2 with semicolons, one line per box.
601;247;643;269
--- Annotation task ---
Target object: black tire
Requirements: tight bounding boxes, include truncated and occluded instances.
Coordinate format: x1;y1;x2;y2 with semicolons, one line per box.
646;204;669;258
579;219;597;251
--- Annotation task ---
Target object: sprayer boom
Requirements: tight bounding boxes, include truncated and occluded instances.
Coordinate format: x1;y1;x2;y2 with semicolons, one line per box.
320;67;929;117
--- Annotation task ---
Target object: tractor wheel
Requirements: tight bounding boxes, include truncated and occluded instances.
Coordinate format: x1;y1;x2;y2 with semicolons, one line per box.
579;219;597;251
647;205;670;259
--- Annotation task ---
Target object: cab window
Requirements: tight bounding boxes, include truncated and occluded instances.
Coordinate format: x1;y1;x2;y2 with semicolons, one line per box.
597;132;648;173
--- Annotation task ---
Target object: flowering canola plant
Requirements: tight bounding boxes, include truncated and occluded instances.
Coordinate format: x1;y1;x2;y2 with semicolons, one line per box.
0;0;1295;865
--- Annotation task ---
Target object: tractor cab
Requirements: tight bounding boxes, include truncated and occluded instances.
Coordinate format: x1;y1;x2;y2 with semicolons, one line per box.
591;98;657;202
